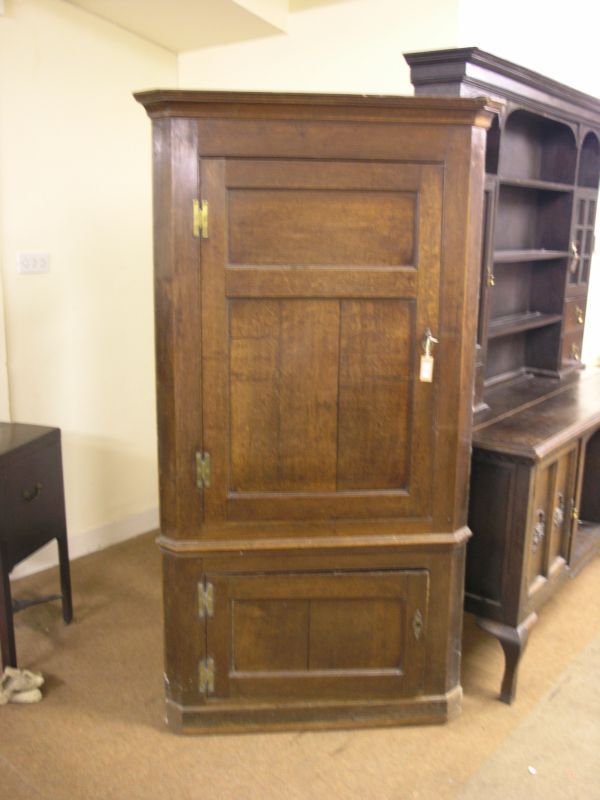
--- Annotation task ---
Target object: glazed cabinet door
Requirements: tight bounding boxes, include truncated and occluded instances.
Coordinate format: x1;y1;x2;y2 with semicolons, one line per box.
204;569;429;701
200;158;443;523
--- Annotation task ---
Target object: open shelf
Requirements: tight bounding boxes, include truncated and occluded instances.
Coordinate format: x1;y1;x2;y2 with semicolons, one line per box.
494;186;572;253
493;248;569;263
578;132;600;188
484;323;562;386
488;311;563;339
498;176;573;192
499;110;577;184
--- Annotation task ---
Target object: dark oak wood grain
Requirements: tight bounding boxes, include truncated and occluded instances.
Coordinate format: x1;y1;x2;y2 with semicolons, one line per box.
136;88;494;732
406;47;600;704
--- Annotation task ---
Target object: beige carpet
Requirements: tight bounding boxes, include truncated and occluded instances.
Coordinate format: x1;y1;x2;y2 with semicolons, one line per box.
1;531;599;800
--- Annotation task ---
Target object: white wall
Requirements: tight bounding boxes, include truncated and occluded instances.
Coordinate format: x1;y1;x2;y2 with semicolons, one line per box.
0;280;10;419
0;0;177;575
179;0;461;95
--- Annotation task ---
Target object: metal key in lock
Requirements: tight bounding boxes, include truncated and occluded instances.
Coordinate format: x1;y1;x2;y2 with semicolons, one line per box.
420;328;438;383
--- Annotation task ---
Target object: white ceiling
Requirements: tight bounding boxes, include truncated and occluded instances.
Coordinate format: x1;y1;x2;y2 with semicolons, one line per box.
63;0;350;53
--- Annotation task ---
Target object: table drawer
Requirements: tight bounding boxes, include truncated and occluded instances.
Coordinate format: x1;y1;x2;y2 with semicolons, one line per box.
0;439;66;567
563;297;587;334
561;329;584;367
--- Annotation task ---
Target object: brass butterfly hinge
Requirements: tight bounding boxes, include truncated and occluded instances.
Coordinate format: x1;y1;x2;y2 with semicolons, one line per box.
198;580;214;619
195;451;211;489
199;657;215;694
193;199;208;239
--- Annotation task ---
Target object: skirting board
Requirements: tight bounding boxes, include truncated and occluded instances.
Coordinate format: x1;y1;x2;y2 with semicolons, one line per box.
11;507;159;580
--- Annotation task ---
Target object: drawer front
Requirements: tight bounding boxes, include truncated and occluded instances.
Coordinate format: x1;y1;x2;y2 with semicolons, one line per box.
205;569;429;701
0;440;65;566
563;296;587;334
561;329;584;368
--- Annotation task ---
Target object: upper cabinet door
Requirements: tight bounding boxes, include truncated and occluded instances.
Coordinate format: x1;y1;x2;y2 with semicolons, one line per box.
200;158;442;523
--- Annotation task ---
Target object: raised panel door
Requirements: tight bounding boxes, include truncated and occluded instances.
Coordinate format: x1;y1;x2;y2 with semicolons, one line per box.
206;569;429;700
200;158;443;523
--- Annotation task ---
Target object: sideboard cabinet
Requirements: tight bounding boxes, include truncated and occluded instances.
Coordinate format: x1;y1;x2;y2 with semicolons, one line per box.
136;90;497;731
405;48;600;702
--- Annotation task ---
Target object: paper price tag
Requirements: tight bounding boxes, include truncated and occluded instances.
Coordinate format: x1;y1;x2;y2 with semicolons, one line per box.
419;354;434;383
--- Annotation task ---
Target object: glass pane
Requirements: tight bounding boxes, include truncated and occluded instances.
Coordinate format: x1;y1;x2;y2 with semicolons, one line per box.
569;260;578;283
589;200;596;226
582;258;590;284
585;229;593;255
578;199;586;224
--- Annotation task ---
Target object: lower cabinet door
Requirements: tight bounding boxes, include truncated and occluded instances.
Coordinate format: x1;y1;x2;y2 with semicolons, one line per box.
205;570;429;701
527;445;578;598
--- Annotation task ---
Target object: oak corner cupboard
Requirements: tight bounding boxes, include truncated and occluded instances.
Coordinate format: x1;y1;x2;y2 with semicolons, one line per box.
405;47;600;703
135;89;498;732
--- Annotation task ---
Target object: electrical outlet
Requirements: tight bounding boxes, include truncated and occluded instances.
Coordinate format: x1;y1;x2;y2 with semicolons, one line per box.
17;252;50;274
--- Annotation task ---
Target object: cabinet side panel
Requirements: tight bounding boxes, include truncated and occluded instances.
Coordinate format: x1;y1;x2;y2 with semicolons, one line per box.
435;126;487;529
467;454;516;605
152;118;203;537
581;429;600;521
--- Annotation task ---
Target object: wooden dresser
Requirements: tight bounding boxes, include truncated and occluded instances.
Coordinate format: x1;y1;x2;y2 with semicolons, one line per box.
405;48;600;702
136;90;497;731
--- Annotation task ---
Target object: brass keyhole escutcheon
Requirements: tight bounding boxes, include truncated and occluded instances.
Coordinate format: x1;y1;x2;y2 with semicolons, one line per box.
412;609;424;641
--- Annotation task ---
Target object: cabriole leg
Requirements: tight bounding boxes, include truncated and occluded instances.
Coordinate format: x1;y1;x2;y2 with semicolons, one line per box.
476;613;538;704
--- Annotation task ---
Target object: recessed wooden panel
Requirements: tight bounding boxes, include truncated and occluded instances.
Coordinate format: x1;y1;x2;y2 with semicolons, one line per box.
229;300;279;491
309;599;404;670
337;299;412;490
233;600;309;672
229;298;339;492
208;570;428;700
228;188;416;267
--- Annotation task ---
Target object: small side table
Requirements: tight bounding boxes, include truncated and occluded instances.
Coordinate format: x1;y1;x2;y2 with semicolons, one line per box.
0;422;73;668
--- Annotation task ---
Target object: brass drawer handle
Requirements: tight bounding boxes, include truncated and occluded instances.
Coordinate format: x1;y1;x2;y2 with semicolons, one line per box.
532;510;545;551
569;241;580;272
22;483;43;502
553;494;565;529
575;306;584;325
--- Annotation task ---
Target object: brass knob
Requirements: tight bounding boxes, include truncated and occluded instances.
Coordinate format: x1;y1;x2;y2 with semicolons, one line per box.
570;343;580;361
576;306;584;325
